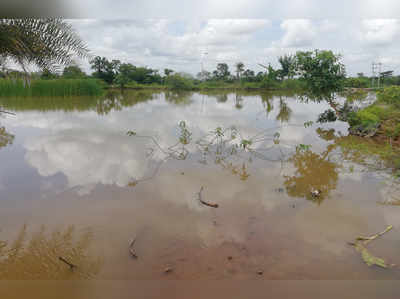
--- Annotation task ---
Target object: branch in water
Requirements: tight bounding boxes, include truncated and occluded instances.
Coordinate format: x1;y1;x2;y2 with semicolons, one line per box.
129;237;138;258
58;256;77;270
197;186;219;208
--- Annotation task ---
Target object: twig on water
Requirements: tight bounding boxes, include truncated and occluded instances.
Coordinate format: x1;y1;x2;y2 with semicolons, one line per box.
58;256;77;270
197;186;219;208
356;225;393;245
129;237;138;258
348;225;395;269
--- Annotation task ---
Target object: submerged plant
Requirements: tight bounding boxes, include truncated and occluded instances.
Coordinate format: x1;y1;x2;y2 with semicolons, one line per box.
0;126;14;149
240;139;253;150
295;144;312;152
178;121;192;145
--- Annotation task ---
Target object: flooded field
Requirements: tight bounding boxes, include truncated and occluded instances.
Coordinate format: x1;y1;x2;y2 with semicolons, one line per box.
0;90;400;296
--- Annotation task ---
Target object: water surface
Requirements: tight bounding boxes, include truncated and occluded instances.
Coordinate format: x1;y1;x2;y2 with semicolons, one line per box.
0;90;399;287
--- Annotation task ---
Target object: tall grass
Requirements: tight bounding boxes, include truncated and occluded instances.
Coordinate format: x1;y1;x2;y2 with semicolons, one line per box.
0;79;103;97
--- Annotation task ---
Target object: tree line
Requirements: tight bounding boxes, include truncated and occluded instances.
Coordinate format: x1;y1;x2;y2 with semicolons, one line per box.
0;50;347;93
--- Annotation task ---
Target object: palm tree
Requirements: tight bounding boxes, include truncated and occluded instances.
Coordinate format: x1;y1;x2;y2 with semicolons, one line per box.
0;18;89;73
235;62;244;81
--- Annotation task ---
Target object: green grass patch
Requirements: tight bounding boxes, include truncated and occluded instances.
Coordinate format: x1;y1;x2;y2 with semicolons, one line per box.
377;86;400;108
0;79;104;97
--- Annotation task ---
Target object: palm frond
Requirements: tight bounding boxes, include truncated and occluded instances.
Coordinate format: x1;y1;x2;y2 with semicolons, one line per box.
0;18;89;72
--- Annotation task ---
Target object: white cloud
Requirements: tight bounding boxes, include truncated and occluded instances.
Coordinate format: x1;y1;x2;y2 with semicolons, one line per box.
280;19;316;48
206;19;270;35
63;18;400;77
360;19;400;46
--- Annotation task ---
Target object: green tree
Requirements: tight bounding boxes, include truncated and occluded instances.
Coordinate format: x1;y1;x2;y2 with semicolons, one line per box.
90;56;118;84
165;74;193;90
0;18;88;73
197;70;211;81
259;64;279;89
235;62;244;81
118;63;136;85
40;68;58;80
164;68;174;76
62;65;86;79
278;54;296;79
215;63;230;80
295;50;345;96
242;69;255;82
114;73;130;89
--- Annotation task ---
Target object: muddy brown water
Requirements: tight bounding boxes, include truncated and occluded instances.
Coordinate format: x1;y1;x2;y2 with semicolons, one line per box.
0;90;399;297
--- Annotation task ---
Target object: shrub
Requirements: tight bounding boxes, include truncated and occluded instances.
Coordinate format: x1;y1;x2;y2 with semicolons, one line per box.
280;79;306;90
353;110;380;127
165;74;194;90
377;86;400;108
344;77;370;88
259;77;279;89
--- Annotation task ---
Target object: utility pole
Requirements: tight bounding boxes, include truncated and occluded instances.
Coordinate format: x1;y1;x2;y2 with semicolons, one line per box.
200;52;208;73
372;62;383;89
377;62;382;89
372;62;377;88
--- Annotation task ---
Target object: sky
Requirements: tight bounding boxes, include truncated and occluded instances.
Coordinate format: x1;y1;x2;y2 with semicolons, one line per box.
3;0;400;77
69;18;400;77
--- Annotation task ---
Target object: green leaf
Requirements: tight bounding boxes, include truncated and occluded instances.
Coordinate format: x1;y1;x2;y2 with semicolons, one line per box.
358;244;388;268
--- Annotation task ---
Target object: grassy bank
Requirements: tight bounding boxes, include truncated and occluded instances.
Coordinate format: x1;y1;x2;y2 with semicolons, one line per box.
347;86;400;143
0;79;104;97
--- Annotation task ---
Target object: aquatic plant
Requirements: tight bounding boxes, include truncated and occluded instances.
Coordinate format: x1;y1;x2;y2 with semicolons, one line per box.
127;122;291;185
0;126;14;149
178;121;192;145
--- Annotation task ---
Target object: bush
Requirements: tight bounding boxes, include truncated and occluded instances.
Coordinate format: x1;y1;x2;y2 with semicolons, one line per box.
344;77;370;88
280;79;306;90
377;86;400;108
240;82;260;90
348;110;379;127
165;74;194;90
259;77;279;89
